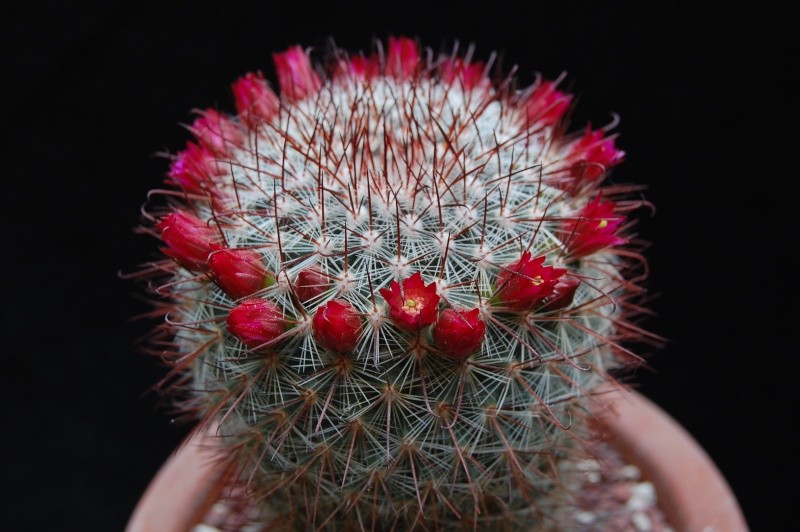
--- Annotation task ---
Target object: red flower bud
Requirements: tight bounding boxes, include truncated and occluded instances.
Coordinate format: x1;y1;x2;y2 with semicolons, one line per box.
293;268;329;304
273;45;322;100
231;71;279;126
312;299;362;353
539;275;581;312
209;248;274;299
496;252;567;310
567;127;625;187
379;272;440;332
157;211;221;272
432;308;486;359
563;194;627;258
386;36;419;79
189;109;243;155
522;79;573;127
167;142;224;196
226;298;287;351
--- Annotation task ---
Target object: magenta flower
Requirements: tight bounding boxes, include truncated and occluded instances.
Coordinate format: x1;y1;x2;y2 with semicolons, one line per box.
539;275;581;312
208;248;274;299
157;211;221;272
273;45;322;100
312;299;362;353
496;252;567;310
226;298;287;351
432;308;486;359
379;272;440;332
293;268;329;305
567;127;625;188
563;194;627;258
231;71;279;126
386;36;419;79
522;79;573;127
189;109;243;155
167;142;223;197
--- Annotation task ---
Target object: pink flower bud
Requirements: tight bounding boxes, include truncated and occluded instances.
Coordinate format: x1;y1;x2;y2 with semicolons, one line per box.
432;308;486;359
293;268;329;304
522;79;573;127
379;272;440;332
226;298;287;351
386;36;419;79
567;127;625;187
273;45;322;100
439;59;487;90
563;194;627;258
189;109;243;155
208;248;274;299
496;252;567;311
231;71;279;126
312;299;362;353
167;142;224;196
538;275;581;312
157;211;221;272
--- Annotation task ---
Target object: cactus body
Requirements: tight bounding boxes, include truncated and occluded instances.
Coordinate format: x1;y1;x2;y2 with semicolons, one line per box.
137;37;652;530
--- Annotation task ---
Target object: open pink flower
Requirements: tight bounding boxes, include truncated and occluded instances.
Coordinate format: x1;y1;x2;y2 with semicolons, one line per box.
496;252;567;310
227;298;287;351
157;211;221;272
567;127;625;188
379;272;440;332
231;71;279;126
273;45;322;100
209;248;274;299
167;142;223;196
312;299;362;353
539;275;581;312
432;308;486;359
522;79;573;127
563;194;627;258
293;268;329;305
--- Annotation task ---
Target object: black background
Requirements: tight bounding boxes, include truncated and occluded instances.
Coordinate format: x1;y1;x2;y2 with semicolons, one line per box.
3;1;794;530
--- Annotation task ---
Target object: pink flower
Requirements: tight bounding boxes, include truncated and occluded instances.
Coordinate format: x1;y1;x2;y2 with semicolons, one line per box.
566;127;625;188
167;142;223;196
208;248;274;299
539;275;581;312
157;211;221;272
432;308;486;359
379;272;440;332
189;109;243;155
273;45;322;100
386;36;419;79
227;298;287;351
293;268;329;305
522;79;573;127
312;299;362;353
563;194;627;258
231;71;279;126
439;58;487;90
496;252;567;310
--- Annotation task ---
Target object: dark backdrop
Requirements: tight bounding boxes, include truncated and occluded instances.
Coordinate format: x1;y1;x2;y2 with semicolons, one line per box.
3;1;793;530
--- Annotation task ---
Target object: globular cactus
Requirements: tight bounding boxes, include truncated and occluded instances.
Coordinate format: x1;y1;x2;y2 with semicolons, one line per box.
134;36;655;530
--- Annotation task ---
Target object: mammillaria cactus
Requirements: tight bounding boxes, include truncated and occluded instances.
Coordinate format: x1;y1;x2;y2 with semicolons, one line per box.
134;36;655;530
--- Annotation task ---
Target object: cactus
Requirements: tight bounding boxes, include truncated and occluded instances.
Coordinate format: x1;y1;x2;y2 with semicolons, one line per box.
134;36;656;530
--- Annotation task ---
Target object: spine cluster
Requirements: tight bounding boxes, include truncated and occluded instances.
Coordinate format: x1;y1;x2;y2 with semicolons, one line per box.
136;37;653;530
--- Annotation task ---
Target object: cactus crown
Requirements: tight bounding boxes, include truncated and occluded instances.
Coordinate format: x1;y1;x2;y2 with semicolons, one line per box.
134;36;655;530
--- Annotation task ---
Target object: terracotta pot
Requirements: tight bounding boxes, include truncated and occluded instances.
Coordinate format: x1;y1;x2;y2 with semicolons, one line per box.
126;389;748;532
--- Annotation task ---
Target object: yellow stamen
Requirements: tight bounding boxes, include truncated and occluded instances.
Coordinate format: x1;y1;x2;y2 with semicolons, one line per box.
531;275;544;286
598;219;608;229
